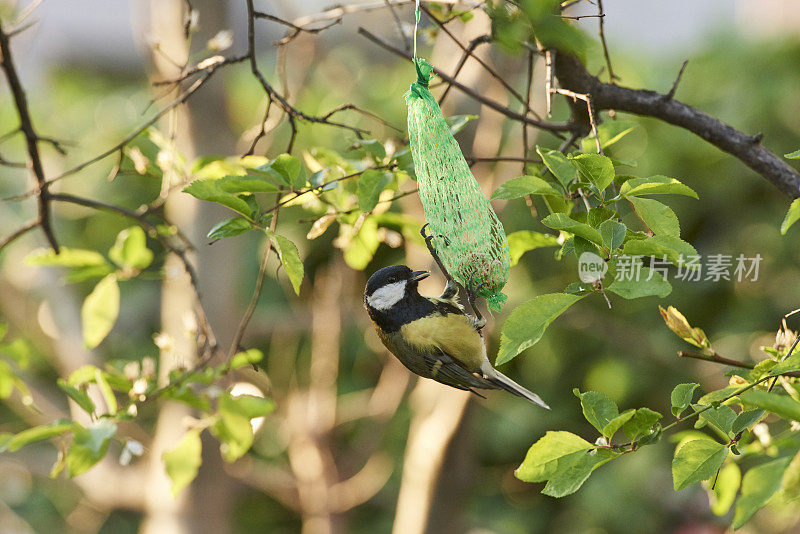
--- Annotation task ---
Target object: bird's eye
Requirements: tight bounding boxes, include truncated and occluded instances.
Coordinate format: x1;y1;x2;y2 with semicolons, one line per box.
387;276;397;283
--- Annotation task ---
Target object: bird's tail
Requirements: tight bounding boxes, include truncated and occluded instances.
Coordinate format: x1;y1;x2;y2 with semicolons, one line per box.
483;367;550;409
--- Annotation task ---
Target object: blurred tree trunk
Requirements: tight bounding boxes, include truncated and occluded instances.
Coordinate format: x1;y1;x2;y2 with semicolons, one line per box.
140;1;239;533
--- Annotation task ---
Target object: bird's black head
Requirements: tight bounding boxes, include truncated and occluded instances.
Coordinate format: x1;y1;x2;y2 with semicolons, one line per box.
364;265;430;313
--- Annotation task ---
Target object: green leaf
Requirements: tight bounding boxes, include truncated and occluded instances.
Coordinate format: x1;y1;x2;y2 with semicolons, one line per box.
707;462;741;516
353;139;386;159
0;361;13;398
0;432;11;453
357;169;393;212
782;450;800;501
730;409;765;435
671;383;700;417
266;153;306;189
109;226;153;271
541;448;619;497
571;153;615;192
603;410;636;440
230;349;264;370
619;175;698;199
57;379;96;415
25;247;108;268
0;338;30;368
207;217;253;240
446;114;478;135
211;392;272;462
515;431;592;483
732;457;792;528
607;265;672;299
226;394;275;419
621;234;698;266
772;349;800;374
780;198;800;235
506;230;560;265
81;274;120;349
8;419;75;451
622;408;663;440
491;175;563;200
536;146;576;190
95;368;117;415
598;220;625;251
497;293;582;365
67;419;117;477
217;175;279;193
672;439;728;491
342;217;379;270
581;121;637;153
183;179;254;217
739;389;800;421
541;213;603;246
627;196;680;236
267;233;304;295
163;429;202;497
573;389;620;437
698;404;736;435
785;149;800;159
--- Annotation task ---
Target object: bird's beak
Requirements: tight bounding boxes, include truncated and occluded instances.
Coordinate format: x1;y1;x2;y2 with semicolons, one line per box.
410;270;430;282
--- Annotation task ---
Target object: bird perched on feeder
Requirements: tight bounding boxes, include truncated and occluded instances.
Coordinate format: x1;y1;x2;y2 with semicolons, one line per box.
362;227;549;408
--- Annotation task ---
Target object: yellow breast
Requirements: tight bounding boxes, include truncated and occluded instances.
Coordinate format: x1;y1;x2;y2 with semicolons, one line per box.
399;313;485;371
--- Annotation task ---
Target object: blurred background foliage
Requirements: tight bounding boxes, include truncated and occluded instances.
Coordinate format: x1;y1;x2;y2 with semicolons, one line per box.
0;1;799;533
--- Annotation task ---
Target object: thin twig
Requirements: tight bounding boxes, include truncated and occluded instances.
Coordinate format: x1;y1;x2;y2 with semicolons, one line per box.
438;34;490;106
383;0;411;52
358;28;572;132
0;218;40;252
595;0;617;82
522;48;534;173
665;59;689;100
420;4;542;120
227;207;280;360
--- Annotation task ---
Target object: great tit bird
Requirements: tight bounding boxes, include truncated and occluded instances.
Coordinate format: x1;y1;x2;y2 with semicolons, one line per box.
364;264;549;408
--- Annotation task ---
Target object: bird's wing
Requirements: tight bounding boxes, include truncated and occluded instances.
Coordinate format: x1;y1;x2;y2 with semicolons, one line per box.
418;347;500;392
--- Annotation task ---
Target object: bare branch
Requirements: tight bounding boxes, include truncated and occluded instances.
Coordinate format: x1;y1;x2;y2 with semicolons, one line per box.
0;19;59;251
358;27;573;132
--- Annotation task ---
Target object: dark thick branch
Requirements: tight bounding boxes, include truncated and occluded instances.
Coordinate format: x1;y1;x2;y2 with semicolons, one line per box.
0;19;59;251
553;52;800;198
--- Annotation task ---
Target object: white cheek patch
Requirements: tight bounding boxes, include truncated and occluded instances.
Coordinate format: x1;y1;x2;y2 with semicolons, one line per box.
367;281;407;310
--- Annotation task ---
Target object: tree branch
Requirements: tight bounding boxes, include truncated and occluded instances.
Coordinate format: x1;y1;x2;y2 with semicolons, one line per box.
358;27;572;132
0;19;59;251
553;52;800;198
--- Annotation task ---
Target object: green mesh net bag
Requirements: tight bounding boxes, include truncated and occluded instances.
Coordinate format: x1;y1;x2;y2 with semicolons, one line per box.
405;58;511;311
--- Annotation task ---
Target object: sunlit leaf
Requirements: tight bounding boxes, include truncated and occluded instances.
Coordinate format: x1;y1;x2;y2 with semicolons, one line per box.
207;217;253;240
491;175;563;200
506;230;560;265
67;419;117;477
672;438;728;491
670;383;699;418
733;457;791;528
497;293;582;365
267;232;304;295
109;226;153;271
163;429;202;497
81;274;120;349
627;196;680;237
